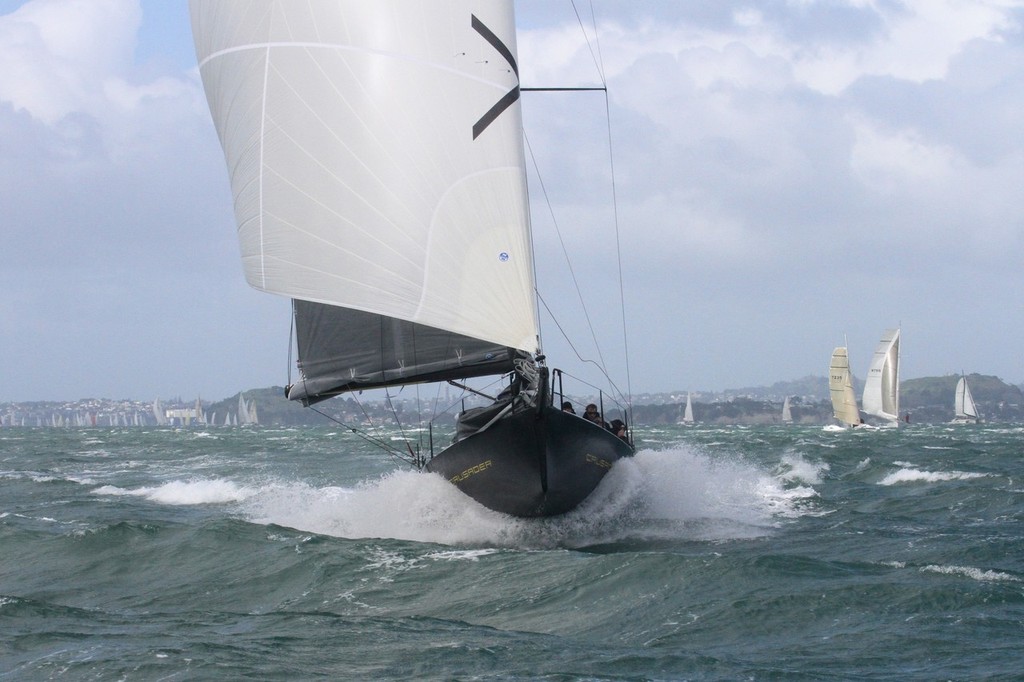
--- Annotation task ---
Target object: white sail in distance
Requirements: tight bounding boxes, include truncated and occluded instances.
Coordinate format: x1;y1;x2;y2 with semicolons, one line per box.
829;347;860;427
862;328;901;423
682;393;694;424
954;375;979;422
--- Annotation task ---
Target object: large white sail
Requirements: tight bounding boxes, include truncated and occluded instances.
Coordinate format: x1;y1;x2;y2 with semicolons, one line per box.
862;328;900;422
829;347;860;427
191;0;538;353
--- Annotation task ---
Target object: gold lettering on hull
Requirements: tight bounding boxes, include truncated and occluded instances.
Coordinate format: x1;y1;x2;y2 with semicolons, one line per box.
450;459;493;483
586;453;612;469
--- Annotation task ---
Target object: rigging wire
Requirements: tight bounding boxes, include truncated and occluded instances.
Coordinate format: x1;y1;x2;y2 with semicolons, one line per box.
522;0;634;418
577;0;632;418
587;0;634;417
571;0;606;83
308;397;420;469
536;291;629;407
523;132;607;372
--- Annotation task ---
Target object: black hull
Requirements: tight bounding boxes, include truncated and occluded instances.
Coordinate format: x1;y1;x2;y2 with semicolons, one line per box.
425;406;634;517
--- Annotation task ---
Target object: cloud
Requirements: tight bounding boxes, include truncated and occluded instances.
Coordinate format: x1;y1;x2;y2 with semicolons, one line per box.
0;0;141;124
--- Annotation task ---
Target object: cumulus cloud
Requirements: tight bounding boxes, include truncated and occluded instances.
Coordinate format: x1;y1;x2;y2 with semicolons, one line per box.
0;0;141;124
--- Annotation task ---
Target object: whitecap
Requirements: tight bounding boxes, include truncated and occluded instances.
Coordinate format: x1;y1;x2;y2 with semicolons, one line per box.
920;564;1020;582
878;468;986;486
775;452;829;485
426;549;501;561
92;478;252;505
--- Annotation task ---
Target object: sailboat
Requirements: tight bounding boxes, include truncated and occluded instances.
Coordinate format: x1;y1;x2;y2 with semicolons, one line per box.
952;374;981;424
828;347;862;429
237;394;258;427
781;396;793;424
862;328;901;426
679;393;695;425
152;398;168;426
190;0;633;517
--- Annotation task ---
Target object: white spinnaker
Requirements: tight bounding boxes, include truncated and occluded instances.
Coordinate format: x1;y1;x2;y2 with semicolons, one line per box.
191;0;539;353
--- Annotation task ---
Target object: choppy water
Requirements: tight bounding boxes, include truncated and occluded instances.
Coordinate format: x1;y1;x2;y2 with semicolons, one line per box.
2;423;1022;680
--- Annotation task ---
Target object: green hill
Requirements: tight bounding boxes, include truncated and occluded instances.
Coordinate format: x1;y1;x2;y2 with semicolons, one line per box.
901;374;1023;422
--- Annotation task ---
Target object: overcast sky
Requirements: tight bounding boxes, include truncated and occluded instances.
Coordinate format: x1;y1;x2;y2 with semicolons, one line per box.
2;0;1022;402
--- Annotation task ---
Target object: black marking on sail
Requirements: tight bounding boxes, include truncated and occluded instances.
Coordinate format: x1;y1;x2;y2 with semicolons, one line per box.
473;86;521;140
471;14;520;139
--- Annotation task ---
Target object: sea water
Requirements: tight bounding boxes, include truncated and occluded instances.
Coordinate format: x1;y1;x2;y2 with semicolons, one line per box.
2;424;1022;680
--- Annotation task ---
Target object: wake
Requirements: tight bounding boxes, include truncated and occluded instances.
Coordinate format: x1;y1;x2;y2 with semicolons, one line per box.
92;445;821;549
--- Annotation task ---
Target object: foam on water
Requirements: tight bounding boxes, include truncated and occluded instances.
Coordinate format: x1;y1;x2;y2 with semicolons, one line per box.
235;444;816;548
776;452;829;485
93;478;254;505
920;564;1021;582
878;467;987;486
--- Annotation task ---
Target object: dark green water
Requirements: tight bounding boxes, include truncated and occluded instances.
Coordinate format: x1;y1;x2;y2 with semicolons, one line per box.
2;424;1022;680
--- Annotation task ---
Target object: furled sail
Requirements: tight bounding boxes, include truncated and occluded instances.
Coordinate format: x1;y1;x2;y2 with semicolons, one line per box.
829;347;860;427
191;0;539;399
862;328;900;422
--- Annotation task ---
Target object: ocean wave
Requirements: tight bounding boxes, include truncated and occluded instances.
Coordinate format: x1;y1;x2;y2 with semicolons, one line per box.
878;468;986;486
775;452;829;485
920;564;1020;582
425;549;501;561
92;478;253;505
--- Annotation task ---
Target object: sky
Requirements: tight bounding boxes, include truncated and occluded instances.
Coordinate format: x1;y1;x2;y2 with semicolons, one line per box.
1;0;1022;402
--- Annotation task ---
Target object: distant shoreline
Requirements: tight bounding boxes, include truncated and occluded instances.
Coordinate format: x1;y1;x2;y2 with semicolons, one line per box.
4;373;1023;427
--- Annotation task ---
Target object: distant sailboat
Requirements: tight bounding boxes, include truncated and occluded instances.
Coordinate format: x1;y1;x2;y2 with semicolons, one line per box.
152;398;168;426
781;396;793;424
952;374;981;424
237;394;258;427
862;328;901;426
828;347;861;429
680;393;695;425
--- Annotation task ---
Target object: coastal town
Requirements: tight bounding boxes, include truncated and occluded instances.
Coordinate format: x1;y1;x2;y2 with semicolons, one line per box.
4;374;1022;429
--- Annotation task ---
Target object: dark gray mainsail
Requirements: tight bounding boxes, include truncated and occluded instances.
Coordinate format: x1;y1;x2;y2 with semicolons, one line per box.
287;301;520;404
